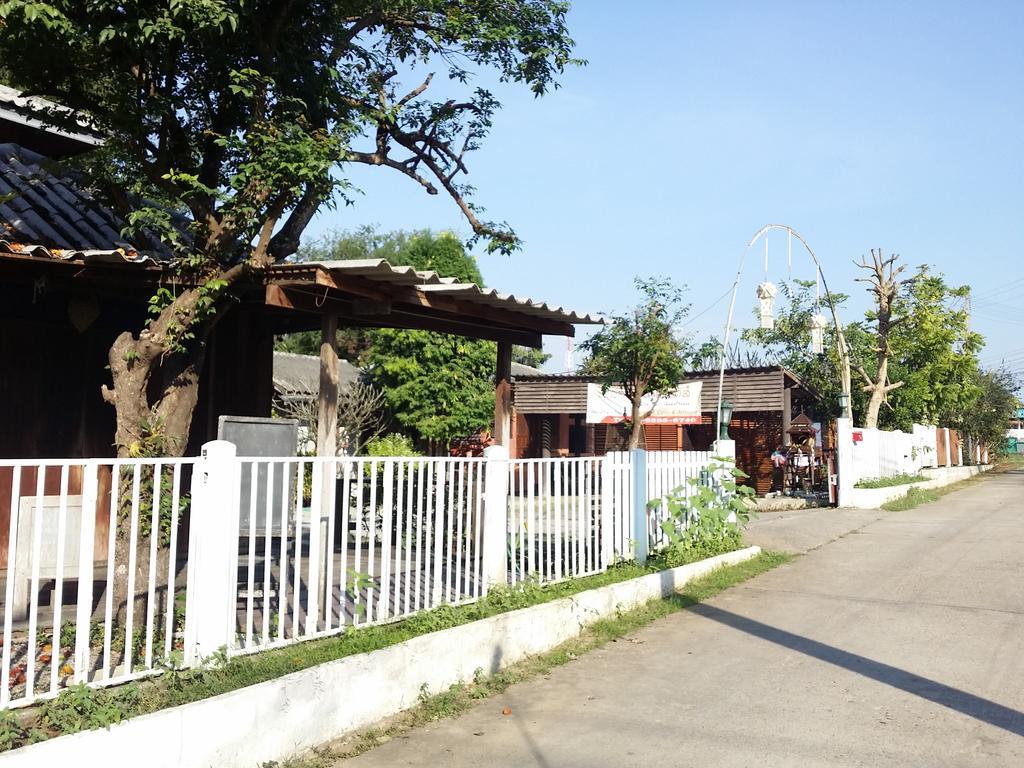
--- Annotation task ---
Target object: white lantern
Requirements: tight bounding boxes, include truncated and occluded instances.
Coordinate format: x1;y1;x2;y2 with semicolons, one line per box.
756;282;778;329
810;312;827;355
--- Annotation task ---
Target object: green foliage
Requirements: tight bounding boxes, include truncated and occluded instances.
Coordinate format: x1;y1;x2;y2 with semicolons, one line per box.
854;473;926;489
117;464;190;547
741;279;854;419
880;485;941;511
882;268;982;430
581;277;691;446
0;3;579;260
512;345;551;369
957;367;1020;457
652;462;755;566
364;433;421;458
0;710;43;751
364;330;496;450
354;232;497;450
38;683;139;735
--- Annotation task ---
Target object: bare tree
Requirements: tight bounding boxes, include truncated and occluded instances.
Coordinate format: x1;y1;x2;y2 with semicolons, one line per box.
854;250;907;428
275;381;387;456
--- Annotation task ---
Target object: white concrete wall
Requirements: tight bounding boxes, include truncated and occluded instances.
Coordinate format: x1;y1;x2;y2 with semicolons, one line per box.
844;464;990;509
0;547;762;768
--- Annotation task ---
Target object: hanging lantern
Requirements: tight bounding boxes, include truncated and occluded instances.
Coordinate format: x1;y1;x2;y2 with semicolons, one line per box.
810;312;827;355
756;282;778;329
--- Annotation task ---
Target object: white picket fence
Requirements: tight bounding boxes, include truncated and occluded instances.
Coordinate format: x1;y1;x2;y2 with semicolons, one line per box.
0;445;716;708
645;451;713;549
0;458;194;708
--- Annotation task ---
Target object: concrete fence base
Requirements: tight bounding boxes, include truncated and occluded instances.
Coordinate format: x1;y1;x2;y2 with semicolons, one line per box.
845;464;990;509
0;546;762;768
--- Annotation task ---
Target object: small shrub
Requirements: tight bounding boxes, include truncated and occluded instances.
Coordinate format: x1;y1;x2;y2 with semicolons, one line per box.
38;683;139;735
364;433;420;458
652;461;754;567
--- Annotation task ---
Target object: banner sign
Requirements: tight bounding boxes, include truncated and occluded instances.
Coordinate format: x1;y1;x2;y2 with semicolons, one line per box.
585;381;703;425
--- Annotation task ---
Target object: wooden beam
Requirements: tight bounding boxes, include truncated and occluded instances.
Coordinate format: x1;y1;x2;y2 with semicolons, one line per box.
782;386;792;446
265;285;543;347
309;269;575;339
494;341;513;448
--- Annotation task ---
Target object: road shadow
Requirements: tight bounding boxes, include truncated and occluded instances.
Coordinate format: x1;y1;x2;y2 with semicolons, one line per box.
687;602;1024;737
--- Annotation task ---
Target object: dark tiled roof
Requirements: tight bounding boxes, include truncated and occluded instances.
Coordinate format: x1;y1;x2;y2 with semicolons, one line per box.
0;142;174;261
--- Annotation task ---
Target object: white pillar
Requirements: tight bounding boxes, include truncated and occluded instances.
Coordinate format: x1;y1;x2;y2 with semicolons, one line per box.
481;445;510;591
944;428;952;468
835;418;854;508
183;440;240;666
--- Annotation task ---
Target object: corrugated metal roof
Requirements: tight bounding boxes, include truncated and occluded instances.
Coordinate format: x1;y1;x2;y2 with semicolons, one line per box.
272;352;362;396
0;142;172;261
0;85;104;148
273;259;603;326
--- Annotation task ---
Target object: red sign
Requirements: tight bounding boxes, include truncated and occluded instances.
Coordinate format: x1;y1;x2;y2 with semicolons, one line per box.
852;430;863;443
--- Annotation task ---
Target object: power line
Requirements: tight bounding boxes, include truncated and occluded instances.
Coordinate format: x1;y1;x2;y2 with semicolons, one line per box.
679;286;734;330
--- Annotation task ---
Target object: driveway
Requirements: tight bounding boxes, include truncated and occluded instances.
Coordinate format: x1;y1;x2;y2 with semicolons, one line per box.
340;468;1024;767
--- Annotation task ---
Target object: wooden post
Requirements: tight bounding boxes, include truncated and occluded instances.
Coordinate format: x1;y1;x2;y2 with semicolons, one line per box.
314;312;338;625
782;387;792;446
317;312;339;459
494;340;513;448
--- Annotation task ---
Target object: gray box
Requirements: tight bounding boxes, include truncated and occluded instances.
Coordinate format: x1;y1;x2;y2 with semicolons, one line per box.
218;416;299;535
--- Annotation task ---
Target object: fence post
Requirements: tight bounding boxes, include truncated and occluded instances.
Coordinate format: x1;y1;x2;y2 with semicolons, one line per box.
183;440;240;666
630;448;648;566
600;455;613;569
73;464;98;683
711;439;737;520
943;428;952;468
481;445;510;591
835;418;854;507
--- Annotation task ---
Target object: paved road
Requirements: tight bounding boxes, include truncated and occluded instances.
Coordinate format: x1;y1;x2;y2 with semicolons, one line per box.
343;469;1024;767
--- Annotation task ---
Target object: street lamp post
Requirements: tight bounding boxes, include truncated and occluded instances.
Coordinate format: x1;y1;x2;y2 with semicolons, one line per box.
715;224;854;442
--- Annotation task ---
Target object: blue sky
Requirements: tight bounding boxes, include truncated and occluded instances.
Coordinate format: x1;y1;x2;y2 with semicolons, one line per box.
308;1;1024;374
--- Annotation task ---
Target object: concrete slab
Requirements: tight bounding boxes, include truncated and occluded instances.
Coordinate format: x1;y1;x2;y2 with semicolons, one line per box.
342;468;1024;767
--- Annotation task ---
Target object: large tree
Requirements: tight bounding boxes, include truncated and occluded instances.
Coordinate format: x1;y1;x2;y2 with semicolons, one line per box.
0;1;579;457
882;267;982;430
958;367;1020;458
580;278;690;450
854;250;907;428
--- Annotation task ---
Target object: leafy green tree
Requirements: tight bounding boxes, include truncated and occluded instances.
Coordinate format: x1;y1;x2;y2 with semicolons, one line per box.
882;268;982;430
364;330;496;452
581;278;691;449
512;346;551;369
0;1;578;456
349;231;495;452
741;280;863;420
957;368;1019;459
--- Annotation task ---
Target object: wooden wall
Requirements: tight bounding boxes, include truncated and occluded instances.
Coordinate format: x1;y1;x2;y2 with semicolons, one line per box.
513;378;590;414
689;369;786;412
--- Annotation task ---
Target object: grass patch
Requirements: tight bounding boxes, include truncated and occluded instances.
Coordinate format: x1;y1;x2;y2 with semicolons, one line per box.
277;551;791;766
880;464;1001;511
2;541;750;752
855;473;926;489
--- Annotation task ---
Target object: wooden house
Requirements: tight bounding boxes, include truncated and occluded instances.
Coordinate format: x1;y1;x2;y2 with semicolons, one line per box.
511;366;824;494
0;89;601;567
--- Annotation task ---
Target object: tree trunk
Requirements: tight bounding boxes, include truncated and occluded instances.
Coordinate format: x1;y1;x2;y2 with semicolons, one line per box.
100;282;224;639
855;250;906;429
628;396;644;450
